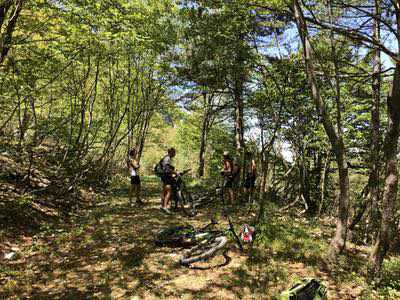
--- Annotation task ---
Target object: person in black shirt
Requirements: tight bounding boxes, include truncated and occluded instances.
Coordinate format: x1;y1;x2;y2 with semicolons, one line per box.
159;148;176;214
221;151;237;206
244;151;257;203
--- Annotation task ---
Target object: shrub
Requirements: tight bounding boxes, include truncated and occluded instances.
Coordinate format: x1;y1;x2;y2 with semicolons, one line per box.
381;256;400;290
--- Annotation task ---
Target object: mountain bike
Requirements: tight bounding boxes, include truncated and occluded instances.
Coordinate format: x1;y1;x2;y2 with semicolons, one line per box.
179;215;243;267
171;169;196;217
154;216;242;269
154;221;217;247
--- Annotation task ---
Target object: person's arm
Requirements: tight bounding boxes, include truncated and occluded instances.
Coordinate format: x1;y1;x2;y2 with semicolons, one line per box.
132;159;140;169
127;158;134;169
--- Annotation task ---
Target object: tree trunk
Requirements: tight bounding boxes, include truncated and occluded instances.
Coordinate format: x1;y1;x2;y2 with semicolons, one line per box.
198;124;207;177
0;1;13;30
258;153;270;223
233;48;245;155
198;92;212;177
318;151;331;215
292;0;350;255
136;112;152;161
368;0;382;242
232;49;246;192
0;0;23;64
259;124;266;201
127;55;132;154
259;157;268;201
369;61;400;276
234;87;244;153
299;151;315;214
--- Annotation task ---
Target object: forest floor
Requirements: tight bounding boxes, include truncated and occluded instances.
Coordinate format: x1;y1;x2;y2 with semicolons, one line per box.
0;176;398;299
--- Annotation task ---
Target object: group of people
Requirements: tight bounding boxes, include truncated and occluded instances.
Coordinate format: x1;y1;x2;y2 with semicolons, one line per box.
126;147;257;214
221;150;257;206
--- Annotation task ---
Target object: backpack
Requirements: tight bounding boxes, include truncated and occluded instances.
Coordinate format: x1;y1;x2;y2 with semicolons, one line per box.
273;278;327;300
154;156;166;177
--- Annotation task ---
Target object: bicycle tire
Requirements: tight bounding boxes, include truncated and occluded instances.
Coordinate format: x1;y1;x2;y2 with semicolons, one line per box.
186;248;232;270
179;236;228;265
185;191;194;208
180;190;197;217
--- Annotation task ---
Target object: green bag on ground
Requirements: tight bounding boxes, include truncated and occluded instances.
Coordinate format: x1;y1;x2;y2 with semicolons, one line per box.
272;278;327;300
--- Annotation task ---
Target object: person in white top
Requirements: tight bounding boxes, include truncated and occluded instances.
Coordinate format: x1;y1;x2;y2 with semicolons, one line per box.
127;148;143;206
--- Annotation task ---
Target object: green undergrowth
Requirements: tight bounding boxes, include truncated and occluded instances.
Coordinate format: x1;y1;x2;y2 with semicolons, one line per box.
256;214;328;267
1;176;399;299
252;207;400;299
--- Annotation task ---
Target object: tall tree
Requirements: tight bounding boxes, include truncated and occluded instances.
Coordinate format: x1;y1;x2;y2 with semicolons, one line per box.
300;0;400;275
367;0;382;241
292;0;350;255
0;0;23;64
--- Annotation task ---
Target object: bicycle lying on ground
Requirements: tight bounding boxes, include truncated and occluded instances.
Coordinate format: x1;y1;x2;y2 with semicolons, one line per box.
155;216;243;269
179;215;243;267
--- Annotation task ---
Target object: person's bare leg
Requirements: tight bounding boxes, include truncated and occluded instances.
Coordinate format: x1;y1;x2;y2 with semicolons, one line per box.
223;188;227;206
162;185;167;208
243;187;248;203
230;188;236;206
165;185;172;208
134;184;143;204
129;184;134;205
249;186;254;203
136;184;141;202
228;188;234;206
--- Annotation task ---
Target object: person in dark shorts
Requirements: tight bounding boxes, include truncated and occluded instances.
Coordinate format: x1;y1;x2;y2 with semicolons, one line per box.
159;147;177;214
244;151;257;203
221;151;236;206
127;149;143;206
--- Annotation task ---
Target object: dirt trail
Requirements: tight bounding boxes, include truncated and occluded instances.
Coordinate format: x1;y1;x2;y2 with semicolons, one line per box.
0;180;266;299
0;179;378;299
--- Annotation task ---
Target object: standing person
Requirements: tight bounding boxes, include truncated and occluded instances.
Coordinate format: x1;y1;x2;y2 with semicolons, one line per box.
127;149;144;206
221;151;237;207
244;151;257;203
159;147;177;214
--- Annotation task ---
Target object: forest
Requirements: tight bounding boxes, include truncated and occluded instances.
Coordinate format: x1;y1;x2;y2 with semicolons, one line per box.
0;0;399;299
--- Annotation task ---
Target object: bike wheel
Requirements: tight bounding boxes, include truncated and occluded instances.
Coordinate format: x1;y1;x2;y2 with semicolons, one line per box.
180;190;197;217
154;225;196;247
179;235;227;266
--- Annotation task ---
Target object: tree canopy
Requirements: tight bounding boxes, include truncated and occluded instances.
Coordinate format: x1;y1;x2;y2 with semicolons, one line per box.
1;0;400;298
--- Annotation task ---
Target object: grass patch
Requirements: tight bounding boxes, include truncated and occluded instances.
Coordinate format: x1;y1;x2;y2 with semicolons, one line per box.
255;215;328;267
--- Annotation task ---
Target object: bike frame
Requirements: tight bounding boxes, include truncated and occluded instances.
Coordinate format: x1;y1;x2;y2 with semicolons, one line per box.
171;170;195;216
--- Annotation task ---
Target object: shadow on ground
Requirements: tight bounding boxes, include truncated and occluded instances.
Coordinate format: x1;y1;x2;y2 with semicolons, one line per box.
0;177;386;299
